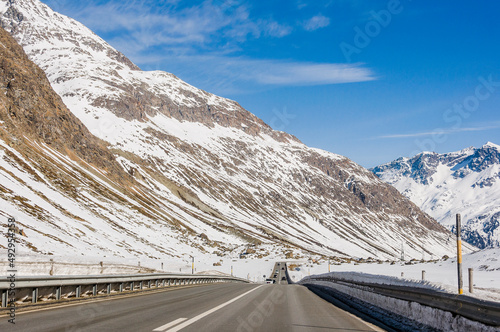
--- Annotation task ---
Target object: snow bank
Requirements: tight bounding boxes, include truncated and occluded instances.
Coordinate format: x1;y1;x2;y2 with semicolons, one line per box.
289;248;500;302
303;279;500;332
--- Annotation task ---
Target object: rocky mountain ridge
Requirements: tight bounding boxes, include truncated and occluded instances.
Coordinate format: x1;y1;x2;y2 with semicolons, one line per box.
0;0;466;261
372;142;500;248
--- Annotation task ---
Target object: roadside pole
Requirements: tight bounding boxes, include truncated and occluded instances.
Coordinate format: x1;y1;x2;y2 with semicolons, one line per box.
469;268;474;293
456;214;463;295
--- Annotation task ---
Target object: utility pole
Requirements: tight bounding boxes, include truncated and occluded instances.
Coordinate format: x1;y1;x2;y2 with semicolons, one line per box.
191;256;194;275
401;241;405;262
456;214;463;294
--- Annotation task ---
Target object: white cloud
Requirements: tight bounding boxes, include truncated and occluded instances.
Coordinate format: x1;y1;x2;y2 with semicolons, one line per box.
263;21;293;38
375;125;500;139
133;53;374;94
303;14;330;31
252;61;373;85
54;0;291;51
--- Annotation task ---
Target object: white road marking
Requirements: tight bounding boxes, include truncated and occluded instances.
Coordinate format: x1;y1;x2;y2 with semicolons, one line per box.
165;285;264;332
153;318;187;331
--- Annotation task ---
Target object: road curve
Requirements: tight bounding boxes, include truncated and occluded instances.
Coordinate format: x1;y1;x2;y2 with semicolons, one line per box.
0;283;383;331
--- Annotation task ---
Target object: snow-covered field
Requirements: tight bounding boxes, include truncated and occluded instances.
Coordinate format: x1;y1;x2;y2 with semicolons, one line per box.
0;250;277;282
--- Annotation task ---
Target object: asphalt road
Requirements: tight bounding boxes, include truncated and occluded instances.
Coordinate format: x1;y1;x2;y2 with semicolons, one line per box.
0;282;384;331
269;261;288;285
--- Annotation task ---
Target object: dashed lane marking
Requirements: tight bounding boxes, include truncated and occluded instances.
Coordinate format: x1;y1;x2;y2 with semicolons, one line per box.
157;285;264;332
152;318;187;331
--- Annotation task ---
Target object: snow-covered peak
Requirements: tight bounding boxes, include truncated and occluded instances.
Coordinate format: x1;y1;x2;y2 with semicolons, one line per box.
373;143;500;249
483;141;500;150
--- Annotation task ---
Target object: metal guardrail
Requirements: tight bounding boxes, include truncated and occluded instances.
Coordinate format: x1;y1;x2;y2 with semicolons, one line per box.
301;276;500;327
0;273;250;308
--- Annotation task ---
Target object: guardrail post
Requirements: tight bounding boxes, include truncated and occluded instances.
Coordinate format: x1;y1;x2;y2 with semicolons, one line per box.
130;282;134;291
93;284;98;296
107;283;111;294
139;281;143;290
119;283;124;292
469;268;473;293
422;270;426;281
155;280;159;288
56;286;61;300
75;286;81;298
32;288;38;303
2;290;7;307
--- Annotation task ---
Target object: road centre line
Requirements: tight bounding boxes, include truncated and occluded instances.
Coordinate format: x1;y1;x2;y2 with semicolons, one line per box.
160;285;264;332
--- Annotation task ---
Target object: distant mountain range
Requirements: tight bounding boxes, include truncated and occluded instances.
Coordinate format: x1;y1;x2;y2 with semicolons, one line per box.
373;142;500;249
0;0;465;261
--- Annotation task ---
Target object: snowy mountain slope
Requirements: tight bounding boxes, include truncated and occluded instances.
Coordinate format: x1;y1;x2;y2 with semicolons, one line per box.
0;0;467;261
0;25;262;261
372;142;500;248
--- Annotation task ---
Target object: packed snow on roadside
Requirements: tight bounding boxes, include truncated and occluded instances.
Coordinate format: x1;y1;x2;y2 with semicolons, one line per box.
289;248;500;302
302;278;500;332
0;249;279;283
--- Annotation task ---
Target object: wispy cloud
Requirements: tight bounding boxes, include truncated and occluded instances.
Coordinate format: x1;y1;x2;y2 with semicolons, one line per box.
252;61;373;85
374;124;500;139
303;14;330;31
134;54;375;94
58;0;291;50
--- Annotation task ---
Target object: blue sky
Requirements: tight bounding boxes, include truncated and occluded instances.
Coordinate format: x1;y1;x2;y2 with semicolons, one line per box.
42;0;500;167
